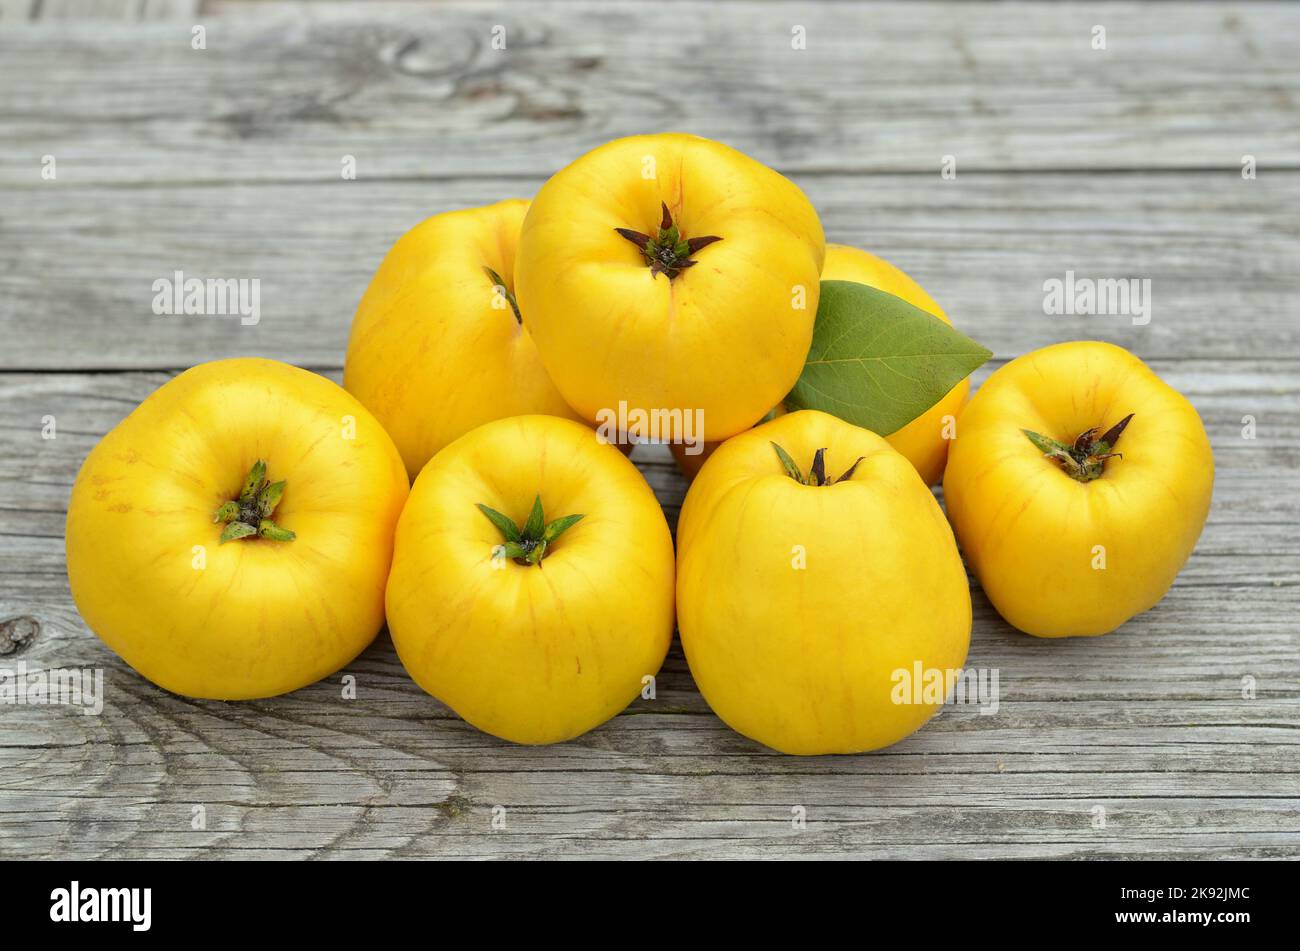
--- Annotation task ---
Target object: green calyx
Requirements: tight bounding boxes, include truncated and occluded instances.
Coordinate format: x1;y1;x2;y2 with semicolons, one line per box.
212;459;296;543
483;266;522;325
1022;413;1134;482
771;442;865;486
616;201;722;280
477;494;584;566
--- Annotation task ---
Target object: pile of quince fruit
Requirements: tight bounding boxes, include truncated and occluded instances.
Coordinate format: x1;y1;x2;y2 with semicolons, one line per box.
66;134;1213;755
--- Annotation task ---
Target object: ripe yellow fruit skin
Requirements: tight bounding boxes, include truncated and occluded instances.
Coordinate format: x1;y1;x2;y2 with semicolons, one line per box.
386;415;675;745
820;244;969;485
943;341;1214;638
677;410;971;755
344;199;582;481
65;359;410;699
515;133;825;443
669;245;967;485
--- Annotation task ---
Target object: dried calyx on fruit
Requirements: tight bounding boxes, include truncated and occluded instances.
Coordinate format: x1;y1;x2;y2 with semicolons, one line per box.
770;442;865;486
1022;413;1134;483
212;459;295;543
615;202;722;280
482;266;522;324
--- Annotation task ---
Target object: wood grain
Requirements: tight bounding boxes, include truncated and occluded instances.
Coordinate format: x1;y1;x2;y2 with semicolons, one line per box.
0;0;1297;860
1;366;1297;858
1;1;1298;186
1;0;201;20
3;173;1299;370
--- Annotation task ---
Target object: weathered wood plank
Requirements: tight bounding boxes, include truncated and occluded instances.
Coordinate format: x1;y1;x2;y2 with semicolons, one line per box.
0;0;33;19
3;172;1298;370
3;362;1297;536
10;0;201;20
2;0;1297;861
1;367;1296;858
1;1;1298;186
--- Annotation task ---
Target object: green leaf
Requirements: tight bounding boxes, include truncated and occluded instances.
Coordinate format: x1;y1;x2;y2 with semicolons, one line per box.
522;494;545;540
477;503;521;543
786;280;992;436
542;513;585;544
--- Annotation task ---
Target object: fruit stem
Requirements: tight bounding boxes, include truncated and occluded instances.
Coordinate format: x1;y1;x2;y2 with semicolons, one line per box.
1022;413;1134;482
477;494;584;566
615;201;722;280
213;459;295;543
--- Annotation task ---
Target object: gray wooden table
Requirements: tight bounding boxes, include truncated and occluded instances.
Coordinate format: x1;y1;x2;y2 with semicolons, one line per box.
2;0;1298;859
